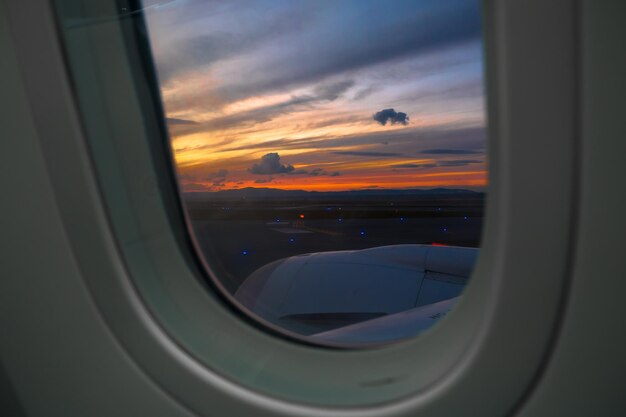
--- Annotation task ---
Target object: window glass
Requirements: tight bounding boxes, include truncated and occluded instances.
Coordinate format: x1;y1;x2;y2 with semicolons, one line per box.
143;0;486;346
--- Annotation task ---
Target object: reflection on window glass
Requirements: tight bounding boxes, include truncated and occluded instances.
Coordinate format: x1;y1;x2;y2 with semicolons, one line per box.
144;0;486;346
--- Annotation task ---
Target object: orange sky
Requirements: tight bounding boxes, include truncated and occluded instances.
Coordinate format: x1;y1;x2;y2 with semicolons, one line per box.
166;102;487;192
148;2;488;193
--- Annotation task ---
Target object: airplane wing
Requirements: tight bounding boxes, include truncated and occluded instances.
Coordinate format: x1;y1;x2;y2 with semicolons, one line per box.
234;244;478;344
313;296;458;345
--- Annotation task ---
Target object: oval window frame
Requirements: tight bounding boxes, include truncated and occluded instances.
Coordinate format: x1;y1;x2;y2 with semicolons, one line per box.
14;0;581;413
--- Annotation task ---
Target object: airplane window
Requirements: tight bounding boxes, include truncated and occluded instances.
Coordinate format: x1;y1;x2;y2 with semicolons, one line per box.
143;0;486;346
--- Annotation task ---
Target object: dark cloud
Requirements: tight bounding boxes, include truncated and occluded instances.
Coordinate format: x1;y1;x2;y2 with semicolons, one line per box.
247;154;341;178
333;150;401;157
392;159;482;170
292;168;341;177
373;108;409;126
154;6;314;84
249;153;294;175
207;169;229;185
182;182;211;192
418;148;482;155
150;0;482;121
393;163;437;169
254;177;274;184
166;117;198;125
207;169;229;179
177;172;195;181
178;168;229;188
438;159;482;167
220;0;481;102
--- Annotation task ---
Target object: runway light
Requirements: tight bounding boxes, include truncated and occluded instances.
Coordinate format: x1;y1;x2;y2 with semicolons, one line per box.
400;217;405;221
464;216;469;220
338;218;343;222
299;213;305;219
289;238;295;243
360;230;366;236
241;250;249;255
443;227;448;232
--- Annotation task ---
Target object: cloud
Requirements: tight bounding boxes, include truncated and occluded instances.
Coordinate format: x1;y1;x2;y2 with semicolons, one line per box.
314;80;356;101
418;148;482;155
207;169;229;179
437;159;482;166
206;168;229;185
399;77;484;103
152;5;314;85
373;108;409;126
393;163;437;169
150;0;483;121
249;153;294;175
392;159;482;170
181;182;212;192
177;80;354;133
174;144;212;153
353;85;379;100
219;125;486;155
215;0;482;102
247;154;340;177
292;168;341;177
333;150;401;157
166;117;198;125
304;114;362;130
254;177;274;184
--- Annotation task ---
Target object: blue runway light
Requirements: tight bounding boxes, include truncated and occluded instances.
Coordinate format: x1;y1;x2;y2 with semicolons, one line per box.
242;250;249;255
443;227;448;232
289;238;295;243
464;216;469;220
360;231;366;236
338;218;343;222
400;217;405;221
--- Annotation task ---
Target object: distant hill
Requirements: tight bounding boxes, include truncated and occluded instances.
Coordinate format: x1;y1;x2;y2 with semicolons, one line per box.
183;187;484;201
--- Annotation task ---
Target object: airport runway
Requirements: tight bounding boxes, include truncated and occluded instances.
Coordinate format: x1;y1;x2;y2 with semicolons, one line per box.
187;203;484;293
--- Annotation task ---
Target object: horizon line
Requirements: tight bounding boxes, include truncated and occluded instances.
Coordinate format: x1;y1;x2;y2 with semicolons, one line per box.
181;185;486;193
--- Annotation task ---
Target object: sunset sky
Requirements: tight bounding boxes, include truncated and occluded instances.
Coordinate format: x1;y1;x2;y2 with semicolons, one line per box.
144;0;487;192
